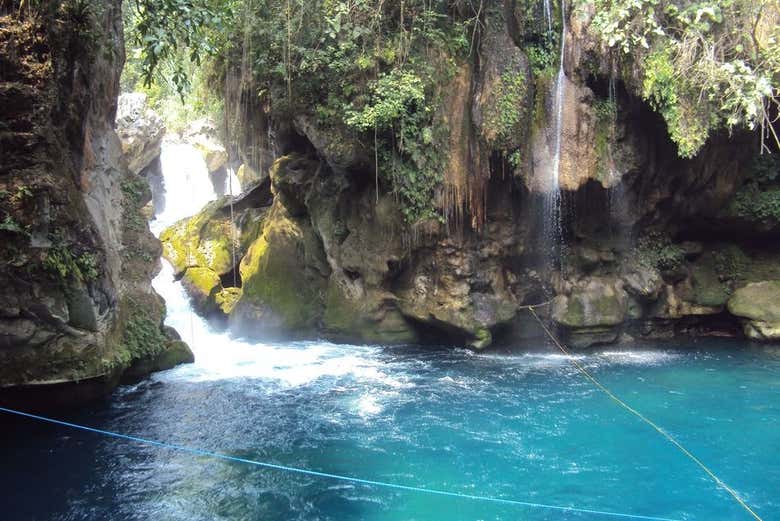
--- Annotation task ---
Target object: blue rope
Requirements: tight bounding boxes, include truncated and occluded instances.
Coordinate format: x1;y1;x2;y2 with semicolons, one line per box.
0;405;680;521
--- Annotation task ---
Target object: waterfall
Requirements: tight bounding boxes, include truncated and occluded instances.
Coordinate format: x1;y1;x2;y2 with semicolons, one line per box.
543;0;553;37
151;142;218;235
542;1;567;265
226;165;242;197
551;4;566;194
605;73;633;253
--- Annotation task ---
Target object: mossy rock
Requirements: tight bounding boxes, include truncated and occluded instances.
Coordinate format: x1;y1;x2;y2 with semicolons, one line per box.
470;328;493;350
160;199;247;277
322;281;417;344
237;163;266;187
215;287;242;315
552;280;627;328
122;340;194;382
181;267;222;314
688;257;730;307
233;204;329;336
728;281;780;323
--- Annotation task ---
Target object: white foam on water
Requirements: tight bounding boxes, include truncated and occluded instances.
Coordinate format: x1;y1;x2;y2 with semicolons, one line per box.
599;350;680;366
152;262;412;389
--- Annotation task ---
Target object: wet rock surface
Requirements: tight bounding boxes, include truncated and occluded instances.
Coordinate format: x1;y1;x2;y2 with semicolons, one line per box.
0;4;191;405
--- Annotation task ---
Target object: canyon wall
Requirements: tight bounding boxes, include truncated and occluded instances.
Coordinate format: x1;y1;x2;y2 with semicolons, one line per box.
0;1;191;407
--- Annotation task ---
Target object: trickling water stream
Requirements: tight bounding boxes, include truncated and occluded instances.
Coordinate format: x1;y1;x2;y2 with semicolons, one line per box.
542;0;567;266
2;143;779;521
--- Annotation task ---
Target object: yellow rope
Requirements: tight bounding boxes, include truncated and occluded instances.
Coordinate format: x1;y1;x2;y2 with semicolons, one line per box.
527;308;763;521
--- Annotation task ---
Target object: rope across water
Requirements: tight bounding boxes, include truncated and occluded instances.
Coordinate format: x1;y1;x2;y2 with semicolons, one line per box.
526;307;764;521
0;405;679;521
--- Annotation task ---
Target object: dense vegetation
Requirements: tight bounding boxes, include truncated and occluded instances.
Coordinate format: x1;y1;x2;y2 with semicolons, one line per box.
125;0;779;217
580;0;779;157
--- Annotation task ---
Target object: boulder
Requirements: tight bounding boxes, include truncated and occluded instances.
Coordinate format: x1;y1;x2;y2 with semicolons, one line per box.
231;202;330;337
159;198;263;277
183;118;228;174
115;93;165;175
727;281;780;340
552;277;628;347
237;163;267;187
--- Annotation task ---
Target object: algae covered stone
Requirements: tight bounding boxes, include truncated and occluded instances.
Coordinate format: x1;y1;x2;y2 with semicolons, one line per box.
232;203;329;337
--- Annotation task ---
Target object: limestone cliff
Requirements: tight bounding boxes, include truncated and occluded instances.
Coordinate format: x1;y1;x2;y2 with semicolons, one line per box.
0;1;191;408
159;1;780;349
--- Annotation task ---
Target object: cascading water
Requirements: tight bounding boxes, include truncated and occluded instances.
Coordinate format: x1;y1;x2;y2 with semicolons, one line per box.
151;141;219;235
542;0;567;266
542;0;553;37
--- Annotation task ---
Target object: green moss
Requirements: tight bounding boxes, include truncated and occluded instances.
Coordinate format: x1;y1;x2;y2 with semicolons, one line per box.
160;199;238;275
183;267;221;298
215;287;242;315
118;303;168;368
690;259;730;307
238;211;324;330
560;297;586;327
713;244;751;282
484;69;528;150
470;328;493;350
728;281;780;323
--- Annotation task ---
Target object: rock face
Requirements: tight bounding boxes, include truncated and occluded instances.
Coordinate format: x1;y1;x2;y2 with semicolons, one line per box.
115;93;165;175
162;4;780;350
0;3;191;407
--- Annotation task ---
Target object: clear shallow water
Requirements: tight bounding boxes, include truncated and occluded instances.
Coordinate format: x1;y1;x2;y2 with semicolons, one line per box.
4;144;778;521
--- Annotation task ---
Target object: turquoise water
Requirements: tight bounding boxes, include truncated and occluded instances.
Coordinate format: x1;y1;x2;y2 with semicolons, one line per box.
2;335;778;521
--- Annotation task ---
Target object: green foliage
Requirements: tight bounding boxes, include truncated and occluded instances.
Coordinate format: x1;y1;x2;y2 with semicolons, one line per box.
584;0;780;157
729;185;780;222
0;216;24;234
345;71;427;131
726;154;780;223
748;153;780;184
713;244;751;281
594;98;618;124
484;70;528;149
43;244;99;282
526;43;557;76
121;302;168;359
121;3;225;132
121;1;478;221
635;232;685;271
124;0;234;97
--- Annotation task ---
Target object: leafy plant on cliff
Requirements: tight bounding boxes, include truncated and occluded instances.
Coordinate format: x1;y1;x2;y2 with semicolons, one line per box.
583;0;780;157
726;154;780;223
126;0;474;223
635;232;685;271
43;243;99;282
